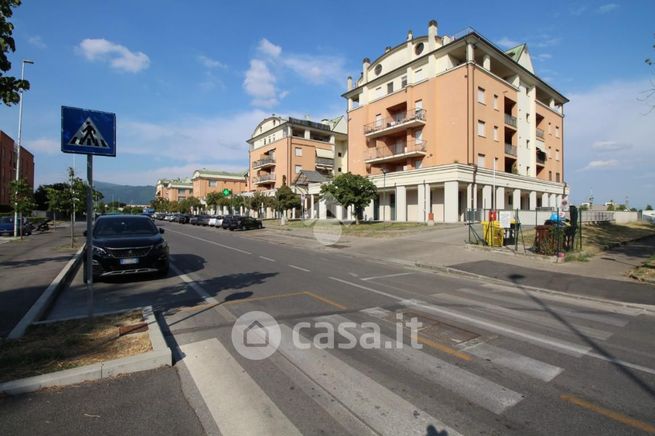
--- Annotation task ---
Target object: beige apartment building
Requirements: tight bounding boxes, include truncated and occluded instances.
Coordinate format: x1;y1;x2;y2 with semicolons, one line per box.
155;178;193;202
342;20;568;223
191;169;248;203
248;116;348;193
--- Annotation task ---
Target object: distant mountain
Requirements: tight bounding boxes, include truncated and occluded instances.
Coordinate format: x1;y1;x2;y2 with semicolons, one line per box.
94;181;156;205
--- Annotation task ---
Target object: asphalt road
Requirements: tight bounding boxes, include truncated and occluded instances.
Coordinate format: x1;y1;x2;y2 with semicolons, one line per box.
17;220;655;435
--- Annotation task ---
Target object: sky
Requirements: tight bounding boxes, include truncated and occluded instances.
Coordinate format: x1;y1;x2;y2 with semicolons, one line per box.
1;0;654;207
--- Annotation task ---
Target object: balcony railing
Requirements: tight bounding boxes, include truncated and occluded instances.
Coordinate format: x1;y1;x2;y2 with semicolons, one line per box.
365;139;427;164
504;143;517;157
536;128;545;139
253;156;276;169
255;173;276;184
504;113;517;128
363;108;427;138
315;157;334;168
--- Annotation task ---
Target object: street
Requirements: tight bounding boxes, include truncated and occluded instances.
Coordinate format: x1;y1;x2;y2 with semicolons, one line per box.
151;222;655;434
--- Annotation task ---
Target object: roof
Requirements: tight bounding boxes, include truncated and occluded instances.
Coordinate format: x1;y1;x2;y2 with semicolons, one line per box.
293;170;330;186
192;169;247;180
504;44;526;62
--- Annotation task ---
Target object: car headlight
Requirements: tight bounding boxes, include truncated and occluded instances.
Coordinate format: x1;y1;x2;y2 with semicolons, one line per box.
154;241;168;250
93;245;107;256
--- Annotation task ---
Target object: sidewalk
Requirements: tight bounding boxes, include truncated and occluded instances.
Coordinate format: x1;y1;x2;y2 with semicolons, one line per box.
0;224;84;337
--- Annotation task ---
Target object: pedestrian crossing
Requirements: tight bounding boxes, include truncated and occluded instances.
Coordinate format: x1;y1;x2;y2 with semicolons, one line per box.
178;285;648;435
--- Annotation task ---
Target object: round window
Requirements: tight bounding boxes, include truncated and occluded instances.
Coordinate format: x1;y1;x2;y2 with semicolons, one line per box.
374;64;382;75
415;42;424;56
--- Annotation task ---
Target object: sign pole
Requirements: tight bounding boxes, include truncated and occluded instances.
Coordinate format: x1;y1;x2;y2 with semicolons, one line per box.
86;154;94;319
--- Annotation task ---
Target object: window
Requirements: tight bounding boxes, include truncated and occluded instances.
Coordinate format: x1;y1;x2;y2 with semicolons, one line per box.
415;42;424;56
493;94;498;110
555;126;560;138
375;113;382;127
415;159;422;169
338;167;342;172
387;82;394;94
556;172;561;183
477;87;485;104
548;122;552;134
493;126;499;141
295;165;302;174
295;147;302;157
556;149;560;161
526;113;530;123
477;153;486;168
415;68;424;81
209;181;217;187
415;128;424;144
548;171;552;181
477;120;486;137
375;64;382;75
401;75;407;88
337;152;342;157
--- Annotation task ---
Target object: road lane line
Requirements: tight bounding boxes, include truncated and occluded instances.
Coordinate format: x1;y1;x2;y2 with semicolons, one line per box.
181;338;302;436
560;394;655;433
259;256;275;262
276;324;462;435
303;291;347;310
165;228;252;254
289;264;311;272
361;272;414;281
171;264;236;322
317;314;523;415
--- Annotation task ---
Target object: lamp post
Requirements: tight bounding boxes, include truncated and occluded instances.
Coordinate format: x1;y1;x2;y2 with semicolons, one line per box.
14;59;35;238
382;168;388;227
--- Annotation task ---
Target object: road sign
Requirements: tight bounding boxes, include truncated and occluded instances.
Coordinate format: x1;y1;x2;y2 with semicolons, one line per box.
223;188;232;196
61;106;116;156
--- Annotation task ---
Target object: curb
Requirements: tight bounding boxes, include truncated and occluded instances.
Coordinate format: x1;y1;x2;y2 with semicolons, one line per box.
413;262;655;314
0;306;171;396
7;244;86;339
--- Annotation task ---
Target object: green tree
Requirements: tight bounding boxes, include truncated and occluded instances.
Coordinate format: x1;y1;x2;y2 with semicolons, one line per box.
250;192;268;217
230;195;245;214
205;191;224;213
9;177;34;238
150;196;170;212
274;184;300;224
178;196;201;214
606;203;615;211
0;0;30;106
320;172;377;224
646;204;653;211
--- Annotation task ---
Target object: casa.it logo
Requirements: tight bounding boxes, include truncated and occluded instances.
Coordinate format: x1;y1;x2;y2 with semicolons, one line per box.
231;311;281;360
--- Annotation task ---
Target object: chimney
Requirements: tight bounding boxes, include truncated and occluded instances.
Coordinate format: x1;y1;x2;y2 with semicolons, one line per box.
362;57;370;82
428;19;438;50
407;29;413;41
347;76;352;90
385;46;391;53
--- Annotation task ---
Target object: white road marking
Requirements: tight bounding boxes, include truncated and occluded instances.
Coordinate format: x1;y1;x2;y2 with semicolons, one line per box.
360;306;394;319
289;264;310;272
171;264;236;322
276;325;462;435
318;314;525;415
165;227;252;255
461;342;563;382
181;338;301;436
259;256;275;262
361;272;414;281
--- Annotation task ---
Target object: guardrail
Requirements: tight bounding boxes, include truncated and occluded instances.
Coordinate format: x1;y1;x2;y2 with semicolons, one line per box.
504;143;516;156
504;113;517;128
253;157;275;168
364;108;426;135
366;139;427;160
536;128;545;139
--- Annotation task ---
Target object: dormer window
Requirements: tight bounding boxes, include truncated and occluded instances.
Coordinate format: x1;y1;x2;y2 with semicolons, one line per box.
374;64;382;75
415;42;424;56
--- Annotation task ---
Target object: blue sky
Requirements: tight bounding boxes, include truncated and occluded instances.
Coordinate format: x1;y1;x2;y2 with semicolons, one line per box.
1;0;654;207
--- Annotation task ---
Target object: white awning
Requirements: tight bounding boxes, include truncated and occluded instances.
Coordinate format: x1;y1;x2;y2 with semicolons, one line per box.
316;148;334;159
536;141;546;152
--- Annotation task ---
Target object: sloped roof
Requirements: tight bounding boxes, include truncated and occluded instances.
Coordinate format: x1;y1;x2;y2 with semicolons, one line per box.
192;168;247;180
504;44;526;62
292;170;330;186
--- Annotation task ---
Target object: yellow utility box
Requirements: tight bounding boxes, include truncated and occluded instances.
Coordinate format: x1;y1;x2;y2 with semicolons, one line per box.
482;220;504;247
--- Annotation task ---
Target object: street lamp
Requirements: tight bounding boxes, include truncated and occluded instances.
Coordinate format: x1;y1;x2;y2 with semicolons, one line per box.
382;168;388;226
14;59;35;238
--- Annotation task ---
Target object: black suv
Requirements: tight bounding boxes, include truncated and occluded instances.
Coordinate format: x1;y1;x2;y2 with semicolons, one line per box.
229;216;263;231
88;215;169;280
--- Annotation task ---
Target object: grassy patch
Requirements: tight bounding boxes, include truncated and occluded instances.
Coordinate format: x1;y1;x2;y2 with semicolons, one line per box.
0;311;151;383
263;219;428;238
629;255;655;283
578;222;655;257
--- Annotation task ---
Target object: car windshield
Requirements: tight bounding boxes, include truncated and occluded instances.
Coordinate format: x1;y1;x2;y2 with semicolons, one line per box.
94;217;158;236
0;217;13;224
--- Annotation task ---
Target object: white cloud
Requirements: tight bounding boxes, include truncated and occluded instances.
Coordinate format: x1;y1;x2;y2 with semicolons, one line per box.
77;38;150;73
496;37;520;49
197;55;226;69
598;3;619;13
243;59;280;107
25;138;58;155
258;38;282;58
282;54;346;85
591;141;632;152
27;35;46;49
534;53;552;62
580;159;619;171
95;163;246;186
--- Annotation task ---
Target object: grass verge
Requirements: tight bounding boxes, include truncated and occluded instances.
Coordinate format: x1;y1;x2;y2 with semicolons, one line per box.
0;311;151;383
263;219;429;238
629;255;655;283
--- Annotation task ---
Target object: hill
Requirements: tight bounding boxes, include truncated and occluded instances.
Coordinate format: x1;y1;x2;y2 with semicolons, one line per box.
94;181;156;205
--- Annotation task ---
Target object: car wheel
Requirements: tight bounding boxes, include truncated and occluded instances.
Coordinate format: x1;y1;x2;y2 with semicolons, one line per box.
241;224;246;231
258;223;263;229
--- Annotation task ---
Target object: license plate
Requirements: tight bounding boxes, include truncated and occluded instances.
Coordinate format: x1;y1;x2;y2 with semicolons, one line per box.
120;258;139;265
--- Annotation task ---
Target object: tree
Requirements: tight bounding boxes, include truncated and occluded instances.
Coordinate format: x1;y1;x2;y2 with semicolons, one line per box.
9;178;34;238
250;192;268;217
230;195;245;214
320;172;377;224
274;184;300;224
646;204;653;211
205;191;224;213
178;196;200;213
150;196;170;212
0;0;30;106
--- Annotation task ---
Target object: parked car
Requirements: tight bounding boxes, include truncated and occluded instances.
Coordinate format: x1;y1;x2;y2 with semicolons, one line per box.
0;216;32;236
174;214;189;224
188;215;199;225
221;215;236;229
88;214;169;280
229;216;263;231
197;215;211;226
208;215;224;227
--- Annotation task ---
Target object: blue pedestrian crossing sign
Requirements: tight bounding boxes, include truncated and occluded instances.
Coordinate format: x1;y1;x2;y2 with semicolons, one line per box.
61;106;116;156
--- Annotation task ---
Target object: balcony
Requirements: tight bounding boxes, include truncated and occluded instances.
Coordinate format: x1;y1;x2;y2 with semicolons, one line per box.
315;157;334;169
364;108;427;139
504;113;517;128
536;128;545;139
536;153;546;166
254;173;276;185
364;139;427;164
253;156;276;169
504;143;517;157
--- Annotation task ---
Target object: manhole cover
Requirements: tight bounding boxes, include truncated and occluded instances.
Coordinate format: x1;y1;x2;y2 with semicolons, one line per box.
394;310;480;346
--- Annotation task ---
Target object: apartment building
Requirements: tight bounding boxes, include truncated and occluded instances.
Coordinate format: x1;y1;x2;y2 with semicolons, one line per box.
248;115;348;193
342;20;568;223
0;130;34;210
191;169;248;204
155;178;193;202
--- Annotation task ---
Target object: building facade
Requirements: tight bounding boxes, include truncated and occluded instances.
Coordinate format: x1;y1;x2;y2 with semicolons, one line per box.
248;115;348;193
342;21;568;223
0;130;34;210
191;169;248;203
155;178;193;202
